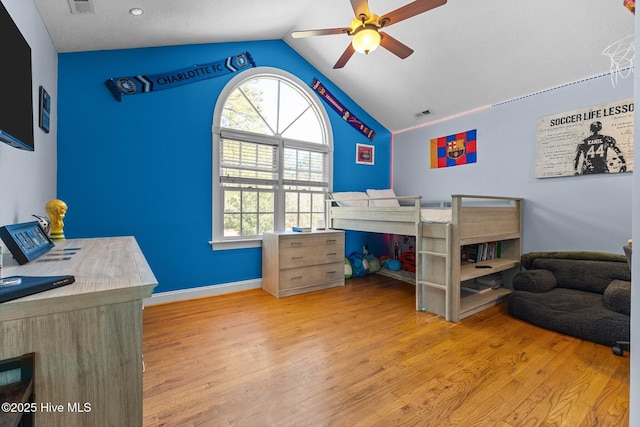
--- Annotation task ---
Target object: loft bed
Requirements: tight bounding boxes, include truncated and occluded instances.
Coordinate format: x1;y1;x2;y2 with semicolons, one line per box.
327;192;523;322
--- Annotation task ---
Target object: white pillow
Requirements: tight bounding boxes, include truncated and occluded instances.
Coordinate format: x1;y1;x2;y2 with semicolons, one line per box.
330;192;370;207
366;189;400;207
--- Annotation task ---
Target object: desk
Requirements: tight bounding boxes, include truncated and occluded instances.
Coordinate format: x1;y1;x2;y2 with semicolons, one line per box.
0;237;157;426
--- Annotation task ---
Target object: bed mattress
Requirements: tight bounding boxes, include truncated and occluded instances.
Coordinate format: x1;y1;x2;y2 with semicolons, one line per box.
421;208;452;223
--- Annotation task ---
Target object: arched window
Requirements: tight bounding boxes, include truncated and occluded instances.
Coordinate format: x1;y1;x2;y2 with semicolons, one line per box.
212;68;333;248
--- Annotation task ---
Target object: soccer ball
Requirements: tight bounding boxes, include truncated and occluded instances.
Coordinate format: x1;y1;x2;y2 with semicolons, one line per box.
606;156;623;173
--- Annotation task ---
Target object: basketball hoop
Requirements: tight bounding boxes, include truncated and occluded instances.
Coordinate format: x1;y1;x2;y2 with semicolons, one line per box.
602;34;634;87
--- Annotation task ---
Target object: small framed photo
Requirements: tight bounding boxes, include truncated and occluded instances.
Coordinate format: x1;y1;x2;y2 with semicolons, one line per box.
39;86;51;133
356;143;375;165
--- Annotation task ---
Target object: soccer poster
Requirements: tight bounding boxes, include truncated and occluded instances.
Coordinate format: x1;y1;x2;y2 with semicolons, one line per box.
535;98;634;178
430;129;477;169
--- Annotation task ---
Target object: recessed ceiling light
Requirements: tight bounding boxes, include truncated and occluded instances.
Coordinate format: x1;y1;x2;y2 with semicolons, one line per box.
129;8;144;16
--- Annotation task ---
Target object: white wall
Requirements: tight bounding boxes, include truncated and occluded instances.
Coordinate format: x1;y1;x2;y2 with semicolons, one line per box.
392;74;633;255
629;8;639;426
0;0;57;226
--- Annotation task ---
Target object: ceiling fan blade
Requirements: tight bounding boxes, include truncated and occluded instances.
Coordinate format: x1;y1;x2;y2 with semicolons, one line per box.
333;44;356;69
379;32;414;59
379;0;447;27
350;0;371;20
292;28;350;38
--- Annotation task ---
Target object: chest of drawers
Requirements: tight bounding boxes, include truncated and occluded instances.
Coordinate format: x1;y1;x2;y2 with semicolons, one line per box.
262;230;345;297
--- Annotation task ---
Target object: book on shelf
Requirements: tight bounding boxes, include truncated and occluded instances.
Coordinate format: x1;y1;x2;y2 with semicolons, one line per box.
292;226;312;232
460;282;493;294
461;245;478;263
461;241;502;263
475;273;503;287
460;281;495;294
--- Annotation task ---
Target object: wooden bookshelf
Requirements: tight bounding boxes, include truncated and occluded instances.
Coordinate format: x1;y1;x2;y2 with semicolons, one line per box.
458;237;521;320
460;258;520;282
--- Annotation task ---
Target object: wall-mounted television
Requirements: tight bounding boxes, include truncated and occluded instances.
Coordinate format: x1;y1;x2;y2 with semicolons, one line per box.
0;0;34;151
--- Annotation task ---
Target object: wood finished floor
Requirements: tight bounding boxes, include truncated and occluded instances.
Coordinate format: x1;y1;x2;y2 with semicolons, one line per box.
142;275;629;426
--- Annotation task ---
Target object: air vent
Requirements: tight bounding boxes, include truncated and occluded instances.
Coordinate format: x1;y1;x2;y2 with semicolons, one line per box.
415;109;433;118
68;0;95;14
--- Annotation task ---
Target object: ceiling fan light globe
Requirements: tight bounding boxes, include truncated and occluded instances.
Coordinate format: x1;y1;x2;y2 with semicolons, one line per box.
352;27;381;54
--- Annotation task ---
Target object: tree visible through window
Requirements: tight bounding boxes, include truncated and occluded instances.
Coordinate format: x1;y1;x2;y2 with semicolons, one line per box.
214;71;331;242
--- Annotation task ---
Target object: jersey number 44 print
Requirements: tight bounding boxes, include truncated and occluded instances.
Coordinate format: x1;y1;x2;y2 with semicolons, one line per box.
535;98;633;178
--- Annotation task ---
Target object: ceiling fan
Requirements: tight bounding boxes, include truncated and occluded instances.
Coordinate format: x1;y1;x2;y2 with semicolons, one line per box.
291;0;447;69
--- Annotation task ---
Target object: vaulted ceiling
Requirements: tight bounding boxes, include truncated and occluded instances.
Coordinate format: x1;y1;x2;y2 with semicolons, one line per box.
34;0;635;131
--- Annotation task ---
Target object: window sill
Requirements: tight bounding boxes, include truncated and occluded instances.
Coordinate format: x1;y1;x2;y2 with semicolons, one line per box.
209;238;263;251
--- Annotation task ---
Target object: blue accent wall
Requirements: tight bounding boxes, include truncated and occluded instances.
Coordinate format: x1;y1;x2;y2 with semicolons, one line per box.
57;40;391;293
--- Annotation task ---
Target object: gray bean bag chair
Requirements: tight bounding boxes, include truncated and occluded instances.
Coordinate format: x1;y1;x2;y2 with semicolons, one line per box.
508;252;630;347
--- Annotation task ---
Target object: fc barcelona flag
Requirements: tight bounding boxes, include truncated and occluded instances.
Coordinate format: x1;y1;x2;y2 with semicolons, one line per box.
430;129;477;168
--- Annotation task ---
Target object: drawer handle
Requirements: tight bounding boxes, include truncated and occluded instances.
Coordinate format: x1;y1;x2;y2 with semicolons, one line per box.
290;276;303;280
326;271;336;275
326;252;337;256
326;239;337;244
291;256;304;260
289;242;303;247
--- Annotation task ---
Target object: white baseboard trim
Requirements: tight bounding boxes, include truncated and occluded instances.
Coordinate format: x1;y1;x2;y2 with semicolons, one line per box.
144;279;262;306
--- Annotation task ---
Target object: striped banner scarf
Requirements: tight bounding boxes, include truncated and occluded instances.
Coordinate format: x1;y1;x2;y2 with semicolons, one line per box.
311;78;375;141
105;52;255;101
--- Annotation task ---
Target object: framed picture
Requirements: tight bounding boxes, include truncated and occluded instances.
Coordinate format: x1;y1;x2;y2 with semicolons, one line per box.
39;86;50;133
0;221;54;265
356;143;375;165
535;98;633;178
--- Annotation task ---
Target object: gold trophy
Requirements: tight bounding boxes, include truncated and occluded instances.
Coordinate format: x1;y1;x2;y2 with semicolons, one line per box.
45;199;68;240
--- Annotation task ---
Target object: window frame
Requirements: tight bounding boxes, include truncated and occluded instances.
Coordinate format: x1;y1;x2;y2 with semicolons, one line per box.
211;67;333;250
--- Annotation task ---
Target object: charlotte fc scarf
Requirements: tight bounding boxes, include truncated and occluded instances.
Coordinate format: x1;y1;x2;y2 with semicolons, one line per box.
311;78;375;141
105;52;255;101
